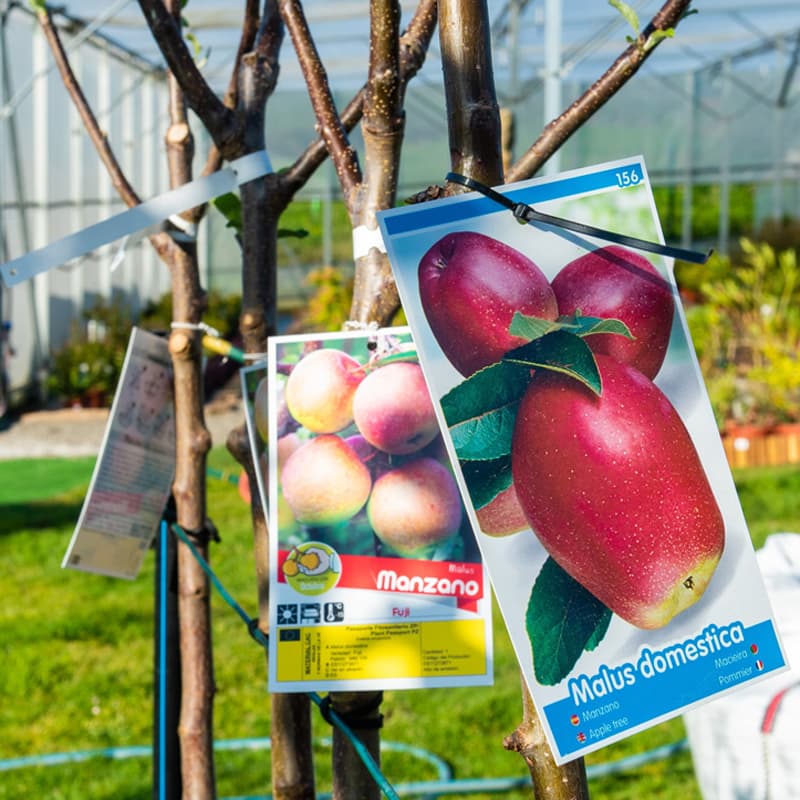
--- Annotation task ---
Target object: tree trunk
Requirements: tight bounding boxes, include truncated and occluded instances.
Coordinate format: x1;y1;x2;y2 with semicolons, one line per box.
505;678;589;800
163;5;217;793
437;2;588;797
330;691;384;800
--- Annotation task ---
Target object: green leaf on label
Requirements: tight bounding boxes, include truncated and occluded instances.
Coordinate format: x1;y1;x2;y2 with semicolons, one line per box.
508;312;563;342
557;313;634;340
527;558;613;686
450;401;520;461
441;361;531;462
609;0;640;35
459;456;512;510
509;311;633;343
371;349;418;367
503;331;602;395
441;361;531;427
585;611;612;652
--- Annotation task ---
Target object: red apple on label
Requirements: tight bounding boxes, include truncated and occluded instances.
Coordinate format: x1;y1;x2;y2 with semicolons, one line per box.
281;434;372;526
551;245;675;379
285;348;365;433
418;231;558;376
352;362;439;455
476;482;529;537
511;354;724;629
367;457;463;556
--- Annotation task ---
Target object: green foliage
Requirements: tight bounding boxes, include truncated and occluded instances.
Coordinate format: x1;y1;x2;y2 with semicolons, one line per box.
1;454;797;798
211;192;309;241
682;238;800;426
0;448;800;800
47;292;243;407
652;184;755;245
211;192;243;233
278;198;355;266
753;217;800;254
47;299;133;405
609;0;640;36
292;265;354;333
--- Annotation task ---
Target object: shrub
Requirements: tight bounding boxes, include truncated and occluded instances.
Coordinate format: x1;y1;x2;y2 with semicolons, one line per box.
682;238;800;426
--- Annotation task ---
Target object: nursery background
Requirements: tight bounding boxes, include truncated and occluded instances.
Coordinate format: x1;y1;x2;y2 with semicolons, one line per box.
1;1;799;799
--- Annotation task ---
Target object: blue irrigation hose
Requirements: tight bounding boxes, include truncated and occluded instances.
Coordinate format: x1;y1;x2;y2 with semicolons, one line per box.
0;736;687;783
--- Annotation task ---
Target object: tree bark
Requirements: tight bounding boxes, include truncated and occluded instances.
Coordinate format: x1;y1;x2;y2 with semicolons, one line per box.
438;0;502;187
163;5;217;798
330;691;384;800
437;2;588;798
348;0;404;326
505;678;589;800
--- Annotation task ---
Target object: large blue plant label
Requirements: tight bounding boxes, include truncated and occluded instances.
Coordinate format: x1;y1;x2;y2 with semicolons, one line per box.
378;156;788;764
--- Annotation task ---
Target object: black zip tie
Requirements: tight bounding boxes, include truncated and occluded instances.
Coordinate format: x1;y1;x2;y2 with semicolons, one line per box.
445;172;712;265
318;694;385;730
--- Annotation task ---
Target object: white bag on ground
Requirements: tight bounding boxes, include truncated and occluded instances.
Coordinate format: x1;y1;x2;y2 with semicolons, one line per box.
684;533;800;800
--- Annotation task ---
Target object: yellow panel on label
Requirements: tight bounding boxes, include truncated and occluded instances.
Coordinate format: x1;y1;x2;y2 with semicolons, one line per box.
420;620;486;677
275;620;486;683
275;631;304;682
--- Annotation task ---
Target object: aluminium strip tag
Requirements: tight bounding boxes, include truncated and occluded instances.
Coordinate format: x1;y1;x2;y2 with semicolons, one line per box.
0;150;272;287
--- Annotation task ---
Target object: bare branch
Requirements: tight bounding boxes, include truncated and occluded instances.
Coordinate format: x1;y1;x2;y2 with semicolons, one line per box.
281;0;437;197
507;0;693;182
36;6;177;260
198;0;261;177
137;0;240;157
226;0;261;110
505;678;590;800
38;8;141;207
347;0;404;326
279;0;363;205
398;0;438;94
359;0;403;217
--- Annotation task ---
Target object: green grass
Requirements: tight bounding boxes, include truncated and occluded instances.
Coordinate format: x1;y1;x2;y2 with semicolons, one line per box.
0;453;797;798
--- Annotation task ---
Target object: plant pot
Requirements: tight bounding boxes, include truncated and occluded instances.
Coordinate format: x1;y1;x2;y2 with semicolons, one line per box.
722;422;800;468
775;423;800;465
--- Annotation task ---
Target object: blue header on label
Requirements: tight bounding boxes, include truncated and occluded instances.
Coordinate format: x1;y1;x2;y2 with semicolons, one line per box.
544;619;785;757
382;163;645;236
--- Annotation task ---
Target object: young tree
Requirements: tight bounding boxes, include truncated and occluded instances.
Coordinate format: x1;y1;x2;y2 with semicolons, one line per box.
37;0;693;797
302;2;694;799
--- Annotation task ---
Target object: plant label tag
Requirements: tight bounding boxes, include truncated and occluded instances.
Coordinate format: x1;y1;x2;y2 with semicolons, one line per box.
63;327;175;579
377;155;789;764
240;327;493;692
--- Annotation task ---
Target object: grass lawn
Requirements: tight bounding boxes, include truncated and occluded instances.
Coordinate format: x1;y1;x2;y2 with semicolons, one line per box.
0;450;797;799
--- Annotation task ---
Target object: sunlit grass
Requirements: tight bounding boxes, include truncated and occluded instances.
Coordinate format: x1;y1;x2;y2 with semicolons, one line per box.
0;452;797;798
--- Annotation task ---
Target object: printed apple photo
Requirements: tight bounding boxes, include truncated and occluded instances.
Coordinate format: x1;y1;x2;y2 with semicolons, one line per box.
262;327;493;694
378;156;787;763
265;328;479;563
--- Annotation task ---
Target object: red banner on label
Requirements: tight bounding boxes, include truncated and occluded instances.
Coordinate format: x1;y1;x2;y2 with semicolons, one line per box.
277;550;484;610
